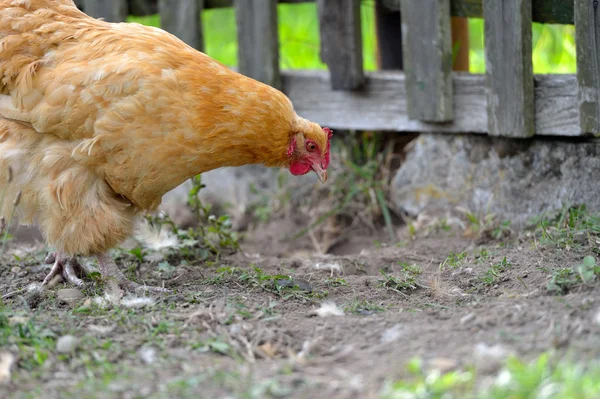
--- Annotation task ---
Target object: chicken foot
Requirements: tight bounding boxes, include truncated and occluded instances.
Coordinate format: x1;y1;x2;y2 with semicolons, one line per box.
41;252;168;293
41;252;87;287
96;253;169;293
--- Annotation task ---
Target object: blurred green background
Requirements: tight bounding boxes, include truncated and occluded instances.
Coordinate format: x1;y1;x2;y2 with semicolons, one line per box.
129;2;576;74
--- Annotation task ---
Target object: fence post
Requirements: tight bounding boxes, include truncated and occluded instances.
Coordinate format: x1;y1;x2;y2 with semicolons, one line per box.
234;0;281;89
159;0;204;51
82;0;128;22
483;0;534;137
317;0;365;90
575;0;600;135
400;0;453;122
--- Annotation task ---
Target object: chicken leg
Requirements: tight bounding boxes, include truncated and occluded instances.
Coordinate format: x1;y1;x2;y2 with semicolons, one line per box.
41;252;168;293
96;253;168;293
41;252;86;287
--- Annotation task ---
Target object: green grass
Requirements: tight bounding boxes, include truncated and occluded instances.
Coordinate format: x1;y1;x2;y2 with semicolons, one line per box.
479;257;512;286
128;4;575;74
381;353;600;399
546;255;600;294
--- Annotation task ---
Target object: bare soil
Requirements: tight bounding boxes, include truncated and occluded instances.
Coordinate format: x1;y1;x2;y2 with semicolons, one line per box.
2;221;600;398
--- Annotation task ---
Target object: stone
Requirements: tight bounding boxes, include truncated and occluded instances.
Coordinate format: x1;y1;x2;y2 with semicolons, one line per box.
57;288;85;303
392;134;600;226
56;335;78;354
160;165;316;228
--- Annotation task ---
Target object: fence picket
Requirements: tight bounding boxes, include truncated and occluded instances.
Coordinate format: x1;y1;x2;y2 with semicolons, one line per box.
484;0;535;137
400;0;453;122
234;0;281;89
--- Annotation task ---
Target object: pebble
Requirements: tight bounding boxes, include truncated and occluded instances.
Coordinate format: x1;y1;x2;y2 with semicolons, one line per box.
0;352;15;385
57;288;85;303
275;278;312;292
429;357;458;373
138;346;156;364
380;324;404;344
460;312;476;325
56;335;78;354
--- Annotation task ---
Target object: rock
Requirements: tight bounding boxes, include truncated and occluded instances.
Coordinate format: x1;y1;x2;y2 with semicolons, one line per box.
160;165;317;228
138;346;157;364
57;288;85;303
429;357;459;373
56;335;78;354
275;278;312;292
473;343;511;373
0;352;15;385
460;312;477;326
380;324;404;344
392;134;600;226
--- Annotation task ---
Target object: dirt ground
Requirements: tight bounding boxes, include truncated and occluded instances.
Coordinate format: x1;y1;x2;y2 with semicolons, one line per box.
1;213;600;398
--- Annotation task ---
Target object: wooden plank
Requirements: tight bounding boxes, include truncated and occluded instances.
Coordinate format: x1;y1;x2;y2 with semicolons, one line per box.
130;0;158;16
575;0;600;135
234;0;281;89
82;0;128;22
158;0;204;51
280;70;578;136
316;0;364;90
450;0;573;24
203;0;575;24
400;0;453;122
483;0;535;138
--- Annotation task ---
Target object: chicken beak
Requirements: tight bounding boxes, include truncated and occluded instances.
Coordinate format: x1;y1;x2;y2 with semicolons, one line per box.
312;164;328;183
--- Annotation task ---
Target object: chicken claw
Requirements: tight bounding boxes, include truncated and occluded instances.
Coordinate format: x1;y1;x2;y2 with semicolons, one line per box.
96;253;169;293
41;252;87;288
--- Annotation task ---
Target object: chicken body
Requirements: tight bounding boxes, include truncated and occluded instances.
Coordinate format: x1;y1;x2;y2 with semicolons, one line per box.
0;0;332;291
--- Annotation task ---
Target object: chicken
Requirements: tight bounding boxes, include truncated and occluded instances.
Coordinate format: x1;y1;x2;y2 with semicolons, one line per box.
0;0;332;292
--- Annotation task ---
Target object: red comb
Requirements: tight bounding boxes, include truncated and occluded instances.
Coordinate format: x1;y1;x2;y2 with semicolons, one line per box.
323;127;333;168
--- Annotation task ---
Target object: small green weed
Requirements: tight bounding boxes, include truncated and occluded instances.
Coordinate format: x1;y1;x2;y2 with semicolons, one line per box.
381;352;600;399
378;269;421;295
547;255;600;294
441;251;468;269
534;205;600;249
205;266;325;300
144;174;239;261
325;277;347;288
479;257;512;286
0;307;56;371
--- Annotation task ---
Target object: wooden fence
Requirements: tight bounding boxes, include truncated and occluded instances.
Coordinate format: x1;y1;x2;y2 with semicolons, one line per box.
78;0;599;138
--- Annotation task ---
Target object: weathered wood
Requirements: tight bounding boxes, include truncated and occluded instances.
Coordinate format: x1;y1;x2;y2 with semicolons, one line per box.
447;0;573;24
316;0;364;90
374;0;403;70
82;0;128;22
484;0;534;138
234;0;281;89
203;0;574;24
575;0;600;135
281;71;579;136
400;0;453;122
130;0;158;16
159;0;204;51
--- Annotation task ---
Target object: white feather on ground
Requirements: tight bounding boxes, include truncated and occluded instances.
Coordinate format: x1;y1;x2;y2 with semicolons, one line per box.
134;219;179;251
311;301;344;317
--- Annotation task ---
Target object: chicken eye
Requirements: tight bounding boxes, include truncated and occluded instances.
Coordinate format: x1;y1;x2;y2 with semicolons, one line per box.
306;142;316;152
